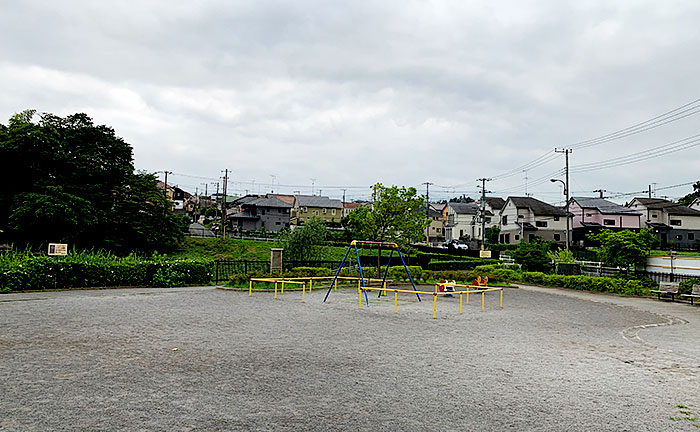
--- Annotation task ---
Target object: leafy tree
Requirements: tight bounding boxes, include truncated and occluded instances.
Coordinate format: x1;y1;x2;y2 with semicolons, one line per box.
512;238;552;272
547;248;575;264
0;110;185;252
279;217;328;261
449;194;475;203
484;226;500;245
678;181;700;206
587;228;657;270
345;183;428;245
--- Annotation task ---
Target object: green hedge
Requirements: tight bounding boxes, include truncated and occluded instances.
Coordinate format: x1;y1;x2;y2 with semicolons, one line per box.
426;259;499;271
519;272;654;296
0;252;213;292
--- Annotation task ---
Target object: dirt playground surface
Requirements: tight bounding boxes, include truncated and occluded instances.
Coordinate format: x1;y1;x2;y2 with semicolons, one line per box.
1;284;699;431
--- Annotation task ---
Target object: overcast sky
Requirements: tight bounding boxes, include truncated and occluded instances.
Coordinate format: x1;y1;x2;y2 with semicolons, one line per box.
2;1;700;204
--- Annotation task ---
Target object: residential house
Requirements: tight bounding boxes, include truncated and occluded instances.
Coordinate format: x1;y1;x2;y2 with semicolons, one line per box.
498;197;568;244
444;202;480;241
228;195;292;232
291;195;344;225
342;201;363;218
689;198;700;211
627;198;700;248
568;197;642;245
422;207;444;245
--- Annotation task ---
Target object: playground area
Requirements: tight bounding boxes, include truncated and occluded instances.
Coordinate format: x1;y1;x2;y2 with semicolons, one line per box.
2;285;700;431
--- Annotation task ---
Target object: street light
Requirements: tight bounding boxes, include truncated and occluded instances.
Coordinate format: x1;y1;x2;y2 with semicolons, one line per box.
550;178;570;251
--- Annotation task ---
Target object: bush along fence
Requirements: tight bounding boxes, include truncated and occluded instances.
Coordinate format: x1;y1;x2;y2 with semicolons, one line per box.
0;252;213;293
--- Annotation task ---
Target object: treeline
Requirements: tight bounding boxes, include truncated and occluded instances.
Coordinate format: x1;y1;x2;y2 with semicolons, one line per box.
0;110;188;253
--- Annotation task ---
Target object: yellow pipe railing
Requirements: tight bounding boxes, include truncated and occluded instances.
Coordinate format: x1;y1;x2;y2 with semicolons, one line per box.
358;286;503;318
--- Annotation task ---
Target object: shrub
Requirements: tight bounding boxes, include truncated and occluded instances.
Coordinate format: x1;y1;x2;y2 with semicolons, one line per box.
283;267;334;278
426;259;498;271
679;278;700;295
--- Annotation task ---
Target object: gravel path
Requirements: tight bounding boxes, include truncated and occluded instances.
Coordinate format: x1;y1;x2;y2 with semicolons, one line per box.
1;284;699;431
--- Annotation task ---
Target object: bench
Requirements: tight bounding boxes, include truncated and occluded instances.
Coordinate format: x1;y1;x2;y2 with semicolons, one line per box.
681;285;700;305
650;281;680;301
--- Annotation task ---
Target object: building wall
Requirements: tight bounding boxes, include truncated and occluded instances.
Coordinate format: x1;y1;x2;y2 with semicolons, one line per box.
295;206;342;224
668;215;700;230
259;206;290;231
569;202;641;229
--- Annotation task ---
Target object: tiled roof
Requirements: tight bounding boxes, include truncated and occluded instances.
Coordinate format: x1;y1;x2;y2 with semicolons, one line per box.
294;195;344;209
571;197;641;215
484;197;505;210
449;202;480;215
631;198;700;216
507;197;568;216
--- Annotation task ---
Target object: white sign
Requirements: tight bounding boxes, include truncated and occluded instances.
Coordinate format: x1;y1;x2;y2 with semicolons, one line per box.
48;243;68;256
480;250;492;258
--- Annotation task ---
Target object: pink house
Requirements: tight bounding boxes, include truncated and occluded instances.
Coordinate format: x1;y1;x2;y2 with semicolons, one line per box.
568;197;642;245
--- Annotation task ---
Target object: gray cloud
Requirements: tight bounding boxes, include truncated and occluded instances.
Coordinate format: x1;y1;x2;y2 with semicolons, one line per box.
1;0;699;202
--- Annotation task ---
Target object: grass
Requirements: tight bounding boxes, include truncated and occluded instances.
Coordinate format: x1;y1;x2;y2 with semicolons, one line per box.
651;250;700;257
169;237;426;261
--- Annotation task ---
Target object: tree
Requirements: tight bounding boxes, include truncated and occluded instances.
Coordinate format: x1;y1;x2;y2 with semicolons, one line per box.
345;183;428;245
0;110;185;252
484;226;500;245
279;217;328;261
678;181;700;206
587;228;657;270
512;238;552;272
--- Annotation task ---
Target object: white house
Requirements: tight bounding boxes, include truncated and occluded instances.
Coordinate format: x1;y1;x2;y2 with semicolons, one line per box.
499;196;568;244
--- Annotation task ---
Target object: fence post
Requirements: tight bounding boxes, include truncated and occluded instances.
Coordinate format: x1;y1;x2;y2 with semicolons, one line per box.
215;261;219;284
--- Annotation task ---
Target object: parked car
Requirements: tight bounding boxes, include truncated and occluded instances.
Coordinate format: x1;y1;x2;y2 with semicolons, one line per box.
444;239;469;250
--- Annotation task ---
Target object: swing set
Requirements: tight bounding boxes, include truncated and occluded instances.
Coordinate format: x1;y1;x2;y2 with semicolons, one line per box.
323;240;422;305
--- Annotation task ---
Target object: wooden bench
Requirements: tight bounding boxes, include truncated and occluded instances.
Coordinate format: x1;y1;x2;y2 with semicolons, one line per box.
650;281;680;301
681;285;700;305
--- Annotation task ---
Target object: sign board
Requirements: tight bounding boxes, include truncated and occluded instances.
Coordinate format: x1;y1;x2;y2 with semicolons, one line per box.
48;243;68;256
480;250;492;258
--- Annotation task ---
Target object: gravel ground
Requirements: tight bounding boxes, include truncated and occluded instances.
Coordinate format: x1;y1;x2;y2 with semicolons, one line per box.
1;284;699;431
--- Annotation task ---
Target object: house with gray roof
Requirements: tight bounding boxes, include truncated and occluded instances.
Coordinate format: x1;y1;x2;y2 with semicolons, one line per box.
499;196;568;245
569;197;642;245
291;195;344;225
228;195;292;232
627;198;700;248
444;202;480;242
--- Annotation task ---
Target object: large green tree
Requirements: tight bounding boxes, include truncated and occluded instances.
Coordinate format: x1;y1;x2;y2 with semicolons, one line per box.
588;228;658;270
279;217;328;261
0;110;186;252
678;181;700;206
345;183;428;245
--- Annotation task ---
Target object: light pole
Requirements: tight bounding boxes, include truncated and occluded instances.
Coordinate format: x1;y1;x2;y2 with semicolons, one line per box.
550;178;570;251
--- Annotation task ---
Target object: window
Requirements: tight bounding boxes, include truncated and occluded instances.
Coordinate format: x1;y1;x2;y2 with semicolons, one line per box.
535;221;548;228
323;208;327;214
529;234;536;242
670;220;682;226
312;210;318;216
332;209;336;216
586;213;593;217
676;234;683;240
505;234;510;244
518;214;524;218
603;219;615;226
459;229;464;237
502;216;508;225
553;234;561;241
302;207;307;212
485;217;491;223
554;216;560;221
652;214;658;218
276;221;281;225
514;234;520;241
437;228;441;233
689;233;695;240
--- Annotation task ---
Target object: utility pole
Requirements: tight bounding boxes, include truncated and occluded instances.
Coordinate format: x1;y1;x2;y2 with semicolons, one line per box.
555;148;572;251
523;170;529;197
162;171;172;197
310;178;316;195
422;182;432;245
342;188;347;203
477;178;492;247
221;169;229;239
270;174;276;193
648;184;652;199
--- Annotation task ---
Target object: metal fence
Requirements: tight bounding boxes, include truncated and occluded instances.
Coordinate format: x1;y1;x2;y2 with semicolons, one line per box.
214;260;270;283
635;271;699;283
